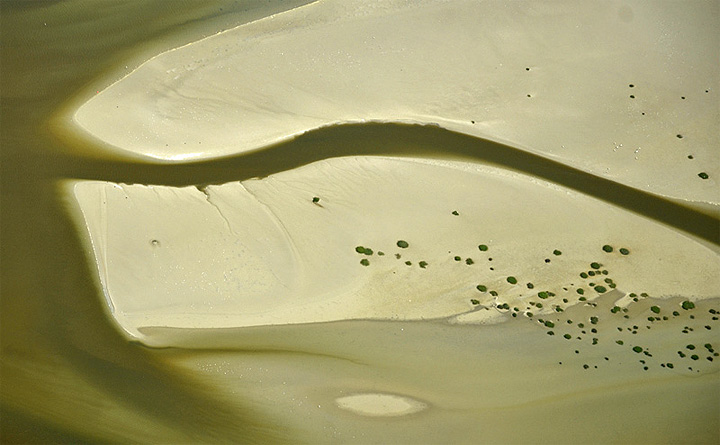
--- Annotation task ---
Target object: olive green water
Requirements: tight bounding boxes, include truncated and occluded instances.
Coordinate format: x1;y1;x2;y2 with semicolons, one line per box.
2;1;719;443
0;2;314;442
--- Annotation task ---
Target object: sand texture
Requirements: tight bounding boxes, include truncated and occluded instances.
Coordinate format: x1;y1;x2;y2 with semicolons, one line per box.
67;156;719;340
73;0;718;208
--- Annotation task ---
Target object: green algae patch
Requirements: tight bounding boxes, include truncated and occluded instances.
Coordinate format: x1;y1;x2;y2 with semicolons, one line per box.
396;240;409;248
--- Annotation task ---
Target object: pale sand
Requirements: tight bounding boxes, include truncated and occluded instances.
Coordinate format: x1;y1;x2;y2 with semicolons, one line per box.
334;393;428;417
72;0;719;207
65;156;719;340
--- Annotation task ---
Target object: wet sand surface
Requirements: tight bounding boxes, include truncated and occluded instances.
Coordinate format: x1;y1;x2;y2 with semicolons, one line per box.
1;1;719;443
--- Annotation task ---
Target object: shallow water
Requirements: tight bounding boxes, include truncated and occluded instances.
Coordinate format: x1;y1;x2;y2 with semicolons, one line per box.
0;2;312;442
1;1;719;443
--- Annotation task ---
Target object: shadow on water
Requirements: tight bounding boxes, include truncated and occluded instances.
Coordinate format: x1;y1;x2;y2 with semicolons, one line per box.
61;122;720;246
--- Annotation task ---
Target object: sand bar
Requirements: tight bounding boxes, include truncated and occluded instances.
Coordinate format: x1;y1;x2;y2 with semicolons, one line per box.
65;156;719;341
73;0;718;207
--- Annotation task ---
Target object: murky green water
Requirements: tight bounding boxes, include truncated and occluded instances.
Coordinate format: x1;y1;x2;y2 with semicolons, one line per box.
2;1;718;443
0;2;314;442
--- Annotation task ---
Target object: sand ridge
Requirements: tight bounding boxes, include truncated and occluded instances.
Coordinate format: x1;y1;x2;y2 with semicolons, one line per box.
73;0;719;207
65;156;719;340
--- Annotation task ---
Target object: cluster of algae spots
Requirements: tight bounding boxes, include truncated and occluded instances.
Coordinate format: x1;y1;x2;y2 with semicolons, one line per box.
624;83;712;179
530;251;718;374
542;295;719;373
354;230;485;271
354;240;413;267
352;235;719;374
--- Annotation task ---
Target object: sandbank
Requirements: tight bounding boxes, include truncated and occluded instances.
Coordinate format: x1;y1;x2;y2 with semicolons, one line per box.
65;156;719;341
72;0;719;208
